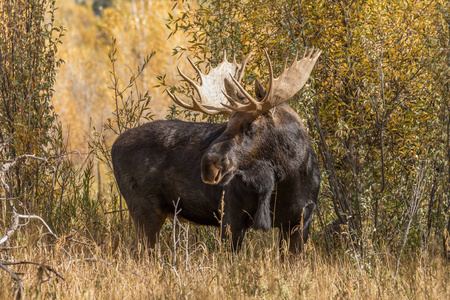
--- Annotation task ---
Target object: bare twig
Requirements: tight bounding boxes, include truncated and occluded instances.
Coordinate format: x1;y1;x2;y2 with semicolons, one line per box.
0;196;21;201
104;209;129;215
0;204;59;246
371;42;387;233
395;163;427;278
0;261;24;299
0;208;19;245
0;246;27;251
171;197;183;265
17;214;58;240
296;0;307;47
164;263;183;293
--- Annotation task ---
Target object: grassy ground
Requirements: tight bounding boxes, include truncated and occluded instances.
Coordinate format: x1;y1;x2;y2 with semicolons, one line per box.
1;223;449;300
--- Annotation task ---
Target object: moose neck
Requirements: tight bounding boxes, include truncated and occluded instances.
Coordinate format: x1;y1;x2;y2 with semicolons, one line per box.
240;104;309;180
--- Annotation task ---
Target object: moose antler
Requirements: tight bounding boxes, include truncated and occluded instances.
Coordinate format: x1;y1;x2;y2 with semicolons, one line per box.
222;48;321;116
167;51;251;115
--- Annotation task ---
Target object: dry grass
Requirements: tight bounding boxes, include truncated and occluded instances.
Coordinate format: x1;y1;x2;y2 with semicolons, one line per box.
1;225;449;300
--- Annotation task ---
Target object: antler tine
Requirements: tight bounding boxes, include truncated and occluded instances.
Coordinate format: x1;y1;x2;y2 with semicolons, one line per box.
222;50;227;63
281;57;288;73
224;48;321;117
228;49;277;115
167;89;227;115
221;90;247;108
221;102;253;113
221;89;257;113
263;49;274;101
177;66;201;92
236;53;252;81
228;75;261;107
312;48;322;60
176;66;222;114
219;50;278;115
187;57;204;85
166;89;194;110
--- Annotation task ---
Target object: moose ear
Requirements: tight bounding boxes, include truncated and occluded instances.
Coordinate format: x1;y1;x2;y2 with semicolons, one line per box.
255;79;266;101
224;78;246;103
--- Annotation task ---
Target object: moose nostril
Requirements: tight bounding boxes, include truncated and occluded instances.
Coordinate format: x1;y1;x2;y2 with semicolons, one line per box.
214;168;222;183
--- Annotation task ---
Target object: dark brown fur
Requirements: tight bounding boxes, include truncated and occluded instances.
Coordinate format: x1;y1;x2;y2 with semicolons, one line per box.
111;103;320;252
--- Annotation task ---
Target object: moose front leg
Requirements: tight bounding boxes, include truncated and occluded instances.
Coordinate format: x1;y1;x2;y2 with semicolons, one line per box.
280;202;316;254
245;169;275;232
219;188;249;251
221;217;248;252
252;188;274;231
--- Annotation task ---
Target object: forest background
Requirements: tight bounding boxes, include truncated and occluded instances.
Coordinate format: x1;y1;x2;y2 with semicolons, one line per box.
1;0;449;298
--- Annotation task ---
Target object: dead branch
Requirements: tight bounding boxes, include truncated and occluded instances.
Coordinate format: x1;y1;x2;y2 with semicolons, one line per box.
1;261;65;281
17;214;58;240
0;207;19;245
67;238;94;247
0;211;60;246
0;261;24;300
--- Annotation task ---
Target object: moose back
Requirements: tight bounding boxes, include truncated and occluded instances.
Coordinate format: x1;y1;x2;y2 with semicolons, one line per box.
111;49;321;253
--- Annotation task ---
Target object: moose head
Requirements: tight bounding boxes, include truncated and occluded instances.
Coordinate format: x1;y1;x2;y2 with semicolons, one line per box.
168;49;321;185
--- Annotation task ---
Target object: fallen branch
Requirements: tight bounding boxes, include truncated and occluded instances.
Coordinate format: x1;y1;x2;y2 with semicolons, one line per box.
67;238;94;247
0;211;59;246
1;261;65;281
1;153;58;245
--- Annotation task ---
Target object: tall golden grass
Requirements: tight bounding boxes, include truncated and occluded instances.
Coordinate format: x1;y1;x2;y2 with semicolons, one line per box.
1;221;448;299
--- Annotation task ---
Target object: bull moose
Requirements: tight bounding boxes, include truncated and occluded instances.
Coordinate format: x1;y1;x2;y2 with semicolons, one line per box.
111;48;321;253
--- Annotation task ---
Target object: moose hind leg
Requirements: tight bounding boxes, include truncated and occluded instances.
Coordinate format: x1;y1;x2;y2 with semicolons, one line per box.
127;196;167;250
280;225;305;255
283;223;311;254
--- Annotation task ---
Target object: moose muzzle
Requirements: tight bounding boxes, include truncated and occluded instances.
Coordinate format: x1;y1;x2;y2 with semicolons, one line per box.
201;153;233;185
